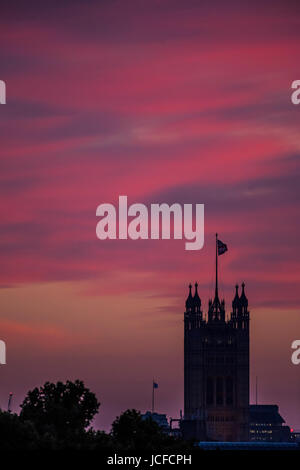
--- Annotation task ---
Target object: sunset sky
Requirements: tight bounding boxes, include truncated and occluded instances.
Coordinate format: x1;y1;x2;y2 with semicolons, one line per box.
0;0;299;431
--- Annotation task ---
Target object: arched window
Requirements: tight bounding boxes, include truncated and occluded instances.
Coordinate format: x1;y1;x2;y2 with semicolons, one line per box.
206;377;214;405
226;376;234;405
216;377;223;405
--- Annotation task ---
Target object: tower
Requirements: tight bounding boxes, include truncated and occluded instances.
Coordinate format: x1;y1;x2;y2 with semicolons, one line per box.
182;236;250;441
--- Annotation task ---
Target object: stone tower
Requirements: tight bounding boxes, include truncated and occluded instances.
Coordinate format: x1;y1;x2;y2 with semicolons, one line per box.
182;236;249;441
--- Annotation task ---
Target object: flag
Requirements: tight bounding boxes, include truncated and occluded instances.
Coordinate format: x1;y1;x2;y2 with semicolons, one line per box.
217;239;228;256
153;382;158;389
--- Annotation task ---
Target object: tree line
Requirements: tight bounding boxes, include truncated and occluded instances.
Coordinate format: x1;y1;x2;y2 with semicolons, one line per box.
0;379;191;451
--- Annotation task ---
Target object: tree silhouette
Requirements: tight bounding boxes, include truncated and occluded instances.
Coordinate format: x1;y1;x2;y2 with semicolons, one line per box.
111;409;186;451
0;410;38;450
19;380;99;440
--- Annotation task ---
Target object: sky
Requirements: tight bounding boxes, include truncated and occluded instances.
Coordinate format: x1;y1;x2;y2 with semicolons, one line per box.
0;0;299;431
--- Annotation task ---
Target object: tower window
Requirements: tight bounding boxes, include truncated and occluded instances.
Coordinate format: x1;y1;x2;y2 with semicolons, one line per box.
206;377;214;405
216;377;223;405
226;377;234;405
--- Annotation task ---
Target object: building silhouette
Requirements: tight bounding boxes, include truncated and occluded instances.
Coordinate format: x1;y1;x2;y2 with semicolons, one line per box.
141;411;170;433
182;236;249;441
249;405;291;442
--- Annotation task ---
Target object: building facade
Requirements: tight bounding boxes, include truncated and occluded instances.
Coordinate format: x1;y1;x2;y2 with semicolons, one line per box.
249;405;291;442
182;259;250;441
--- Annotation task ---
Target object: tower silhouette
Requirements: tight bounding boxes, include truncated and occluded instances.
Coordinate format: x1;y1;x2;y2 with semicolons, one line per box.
182;237;249;441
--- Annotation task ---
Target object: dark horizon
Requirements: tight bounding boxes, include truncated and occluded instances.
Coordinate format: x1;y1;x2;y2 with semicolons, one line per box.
0;0;300;433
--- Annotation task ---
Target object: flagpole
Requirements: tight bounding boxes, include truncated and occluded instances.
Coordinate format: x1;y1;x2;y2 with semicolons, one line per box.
256;376;258;405
215;232;218;298
152;379;154;413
